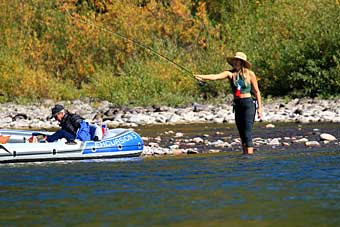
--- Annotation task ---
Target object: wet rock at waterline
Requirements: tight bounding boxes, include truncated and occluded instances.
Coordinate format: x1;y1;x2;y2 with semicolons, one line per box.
0;99;340;156
141;125;338;156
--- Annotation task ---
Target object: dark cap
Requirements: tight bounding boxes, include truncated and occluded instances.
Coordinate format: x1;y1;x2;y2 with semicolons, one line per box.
51;104;64;118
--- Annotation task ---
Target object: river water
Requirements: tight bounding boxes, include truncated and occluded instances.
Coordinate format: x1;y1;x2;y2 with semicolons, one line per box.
0;123;340;226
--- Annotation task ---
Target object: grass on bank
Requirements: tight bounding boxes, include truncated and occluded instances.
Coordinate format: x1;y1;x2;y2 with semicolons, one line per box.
0;0;340;106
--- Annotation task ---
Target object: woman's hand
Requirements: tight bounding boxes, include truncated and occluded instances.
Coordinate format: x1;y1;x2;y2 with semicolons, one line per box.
194;75;204;81
257;107;263;119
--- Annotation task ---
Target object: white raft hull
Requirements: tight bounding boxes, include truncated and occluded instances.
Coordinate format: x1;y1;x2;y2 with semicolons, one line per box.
0;129;144;163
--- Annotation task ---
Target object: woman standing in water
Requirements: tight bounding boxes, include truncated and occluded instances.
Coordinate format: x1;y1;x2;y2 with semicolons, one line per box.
195;52;263;154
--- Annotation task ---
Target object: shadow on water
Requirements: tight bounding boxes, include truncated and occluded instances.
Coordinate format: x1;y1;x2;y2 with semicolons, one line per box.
0;122;340;226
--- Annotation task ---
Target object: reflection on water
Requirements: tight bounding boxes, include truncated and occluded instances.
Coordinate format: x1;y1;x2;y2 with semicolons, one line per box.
1;149;340;226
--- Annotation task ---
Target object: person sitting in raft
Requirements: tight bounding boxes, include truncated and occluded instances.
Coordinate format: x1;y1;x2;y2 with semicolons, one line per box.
38;104;92;143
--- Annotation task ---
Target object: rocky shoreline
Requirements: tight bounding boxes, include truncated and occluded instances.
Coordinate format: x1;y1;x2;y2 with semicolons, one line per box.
140;122;339;156
1;97;340;129
0;98;339;156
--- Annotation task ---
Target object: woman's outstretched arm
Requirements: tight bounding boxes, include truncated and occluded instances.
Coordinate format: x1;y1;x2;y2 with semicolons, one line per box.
195;71;232;81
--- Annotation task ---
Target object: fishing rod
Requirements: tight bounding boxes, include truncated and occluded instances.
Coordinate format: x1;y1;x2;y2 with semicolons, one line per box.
64;9;205;85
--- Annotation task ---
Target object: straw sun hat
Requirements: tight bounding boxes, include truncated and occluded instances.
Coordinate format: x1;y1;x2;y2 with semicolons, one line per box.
227;52;251;69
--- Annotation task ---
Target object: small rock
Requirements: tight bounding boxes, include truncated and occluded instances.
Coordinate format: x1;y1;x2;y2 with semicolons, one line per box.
294;138;309;143
186;149;199;154
12;113;28;121
154;136;162;142
92;112;104;120
305;141;320;147
154;148;167;155
192;103;207;112
169;144;180;150
175;132;184;137
268;138;281;146
233;138;241;143
141;136;149;141
208;149;220;153
148;142;159;148
104;108;119;117
265;123;275;128
294;109;303;115
320;133;337;141
192;137;204;143
164;130;174;135
142;146;154;155
152;105;162;112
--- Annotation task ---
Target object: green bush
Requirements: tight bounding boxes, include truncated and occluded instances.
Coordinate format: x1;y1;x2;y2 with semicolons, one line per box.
223;0;340;98
0;0;340;106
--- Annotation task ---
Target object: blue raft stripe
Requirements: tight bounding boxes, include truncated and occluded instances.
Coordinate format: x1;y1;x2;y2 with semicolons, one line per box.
83;145;143;154
82;131;144;155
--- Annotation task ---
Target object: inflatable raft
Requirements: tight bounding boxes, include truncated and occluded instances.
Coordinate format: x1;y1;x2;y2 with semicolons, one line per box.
0;128;144;163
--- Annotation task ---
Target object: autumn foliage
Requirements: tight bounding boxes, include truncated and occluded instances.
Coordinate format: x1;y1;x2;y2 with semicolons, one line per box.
0;0;340;105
